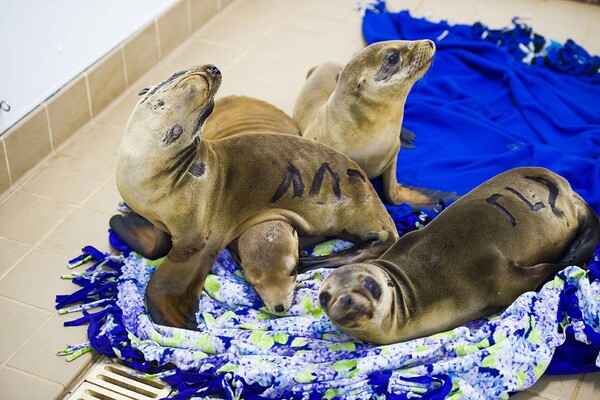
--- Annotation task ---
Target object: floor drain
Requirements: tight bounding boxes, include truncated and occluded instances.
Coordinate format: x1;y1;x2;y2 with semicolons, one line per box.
66;358;172;399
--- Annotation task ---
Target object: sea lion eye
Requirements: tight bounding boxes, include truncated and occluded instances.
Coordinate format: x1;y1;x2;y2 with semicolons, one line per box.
386;52;400;65
318;292;331;310
363;276;382;300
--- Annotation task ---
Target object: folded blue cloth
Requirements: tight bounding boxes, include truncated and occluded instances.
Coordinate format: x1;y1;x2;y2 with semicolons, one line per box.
363;1;600;215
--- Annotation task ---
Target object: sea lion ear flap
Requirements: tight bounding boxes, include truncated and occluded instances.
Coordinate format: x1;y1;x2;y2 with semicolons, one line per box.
305;66;317;80
138;87;151;96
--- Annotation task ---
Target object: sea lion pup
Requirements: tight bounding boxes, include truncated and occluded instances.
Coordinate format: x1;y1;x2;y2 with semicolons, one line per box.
318;167;600;345
113;64;399;328
233;221;299;313
293;39;456;207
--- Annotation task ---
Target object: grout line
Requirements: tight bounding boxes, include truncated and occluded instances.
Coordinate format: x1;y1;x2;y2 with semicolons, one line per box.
186;0;192;36
569;374;585;400
155;19;163;60
83;72;94;120
44;104;56;154
120;45;129;89
0;135;12;188
0;241;34;282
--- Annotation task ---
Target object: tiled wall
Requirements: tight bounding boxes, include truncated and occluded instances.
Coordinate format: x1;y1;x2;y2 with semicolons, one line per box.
0;0;233;201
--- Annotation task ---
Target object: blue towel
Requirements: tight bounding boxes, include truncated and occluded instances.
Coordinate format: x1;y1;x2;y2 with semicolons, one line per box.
362;1;600;214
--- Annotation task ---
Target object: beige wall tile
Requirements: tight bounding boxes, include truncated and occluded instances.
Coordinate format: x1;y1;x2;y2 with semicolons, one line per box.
38;207;112;257
87;47;127;117
0;191;74;245
0;238;31;278
0;137;10;194
7;313;95;388
46;74;92;149
123;23;160;86
23;155;113;206
0;367;64;400
0;298;51;364
3;106;52;184
159;0;190;57
0;249;73;311
190;0;220;32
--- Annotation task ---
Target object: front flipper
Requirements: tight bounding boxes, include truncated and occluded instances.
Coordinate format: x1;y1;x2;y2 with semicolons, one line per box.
381;157;457;208
298;233;393;273
145;245;216;329
556;202;600;267
109;212;172;259
400;126;416;149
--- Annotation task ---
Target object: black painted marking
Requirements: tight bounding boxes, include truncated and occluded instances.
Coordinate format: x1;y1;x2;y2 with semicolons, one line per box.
188;162;205;177
505;186;545;212
347;168;366;182
162;124;184;145
310;163;341;198
270;164;305;203
525;175;565;217
486;193;517;226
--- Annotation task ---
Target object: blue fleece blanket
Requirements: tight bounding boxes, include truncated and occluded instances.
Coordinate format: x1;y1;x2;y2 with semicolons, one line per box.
363;1;600;214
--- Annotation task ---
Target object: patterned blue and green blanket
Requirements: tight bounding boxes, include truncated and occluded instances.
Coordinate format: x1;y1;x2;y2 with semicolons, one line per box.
56;3;600;399
58;235;600;399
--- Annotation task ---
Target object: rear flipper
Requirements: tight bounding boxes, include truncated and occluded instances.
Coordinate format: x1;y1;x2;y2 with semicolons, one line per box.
556;203;600;267
400;126;416;149
109;212;172;259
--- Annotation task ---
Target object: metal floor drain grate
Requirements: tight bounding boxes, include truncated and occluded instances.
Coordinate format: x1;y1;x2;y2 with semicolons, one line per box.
66;358;172;400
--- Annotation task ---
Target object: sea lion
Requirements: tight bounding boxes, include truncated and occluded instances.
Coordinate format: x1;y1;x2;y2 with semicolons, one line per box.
113;64;399;329
293;39;456;207
234;220;299;313
318;167;600;345
203;95;300;139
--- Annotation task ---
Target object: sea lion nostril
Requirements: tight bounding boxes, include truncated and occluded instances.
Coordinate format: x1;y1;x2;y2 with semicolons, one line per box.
207;65;221;76
274;304;284;313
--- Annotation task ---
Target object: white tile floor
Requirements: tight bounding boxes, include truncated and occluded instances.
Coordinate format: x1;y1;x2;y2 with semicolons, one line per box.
1;0;599;399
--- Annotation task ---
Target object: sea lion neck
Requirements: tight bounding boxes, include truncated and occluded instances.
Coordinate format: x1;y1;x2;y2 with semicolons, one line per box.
370;259;415;323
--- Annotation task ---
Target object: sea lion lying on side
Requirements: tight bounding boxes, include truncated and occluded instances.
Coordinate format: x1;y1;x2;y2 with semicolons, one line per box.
112;64;399;328
294;39;456;207
318;167;600;344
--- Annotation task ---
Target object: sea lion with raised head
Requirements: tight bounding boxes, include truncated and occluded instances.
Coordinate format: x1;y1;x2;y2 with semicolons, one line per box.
318;167;600;344
113;64;399;329
294;39;456;207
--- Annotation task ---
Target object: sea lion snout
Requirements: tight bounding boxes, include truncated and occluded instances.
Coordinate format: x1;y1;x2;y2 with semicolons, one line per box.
206;64;221;76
